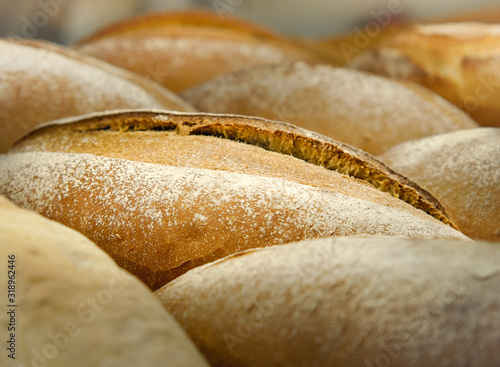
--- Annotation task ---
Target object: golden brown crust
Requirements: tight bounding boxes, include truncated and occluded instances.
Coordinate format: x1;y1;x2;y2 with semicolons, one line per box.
0;38;195;153
348;23;500;127
313;23;412;66
157;236;500;367
74;9;288;46
15;110;457;228
72;10;323;92
432;6;500;23
0;195;209;367
2;111;468;289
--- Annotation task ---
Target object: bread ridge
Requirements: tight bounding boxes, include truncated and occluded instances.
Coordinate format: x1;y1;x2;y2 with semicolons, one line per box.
14;110;458;229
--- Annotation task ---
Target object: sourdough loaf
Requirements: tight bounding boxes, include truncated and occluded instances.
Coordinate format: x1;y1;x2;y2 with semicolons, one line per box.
0;195;208;367
380;128;500;242
0;38;195;152
157;236;500;367
72;10;323;93
1;111;468;289
182;62;478;155
348;22;500;127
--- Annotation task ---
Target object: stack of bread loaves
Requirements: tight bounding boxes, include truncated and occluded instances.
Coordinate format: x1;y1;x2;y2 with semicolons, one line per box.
0;7;499;367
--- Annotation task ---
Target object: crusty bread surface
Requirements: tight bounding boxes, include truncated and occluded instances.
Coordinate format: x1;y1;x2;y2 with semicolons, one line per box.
348;22;500;127
72;10;324;92
380;128;500;242
182;62;478;155
0;38;195;153
157;236;500;367
0;111;468;289
0;195;209;367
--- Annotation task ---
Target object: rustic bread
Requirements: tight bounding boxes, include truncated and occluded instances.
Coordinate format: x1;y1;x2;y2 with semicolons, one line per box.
432;6;500;24
0;195;208;367
182;62;478;155
309;6;500;68
307;23;412;67
0;38;195;153
72;10;323;93
157;236;500;367
1;111;467;289
348;22;500;127
380;128;500;242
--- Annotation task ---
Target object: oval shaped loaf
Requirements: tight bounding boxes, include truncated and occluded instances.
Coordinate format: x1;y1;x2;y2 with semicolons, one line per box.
156;236;500;367
348;22;500;127
1;111;467;289
0;38;195;153
182;62;478;155
72;10;323;93
380;128;500;242
0;195;209;367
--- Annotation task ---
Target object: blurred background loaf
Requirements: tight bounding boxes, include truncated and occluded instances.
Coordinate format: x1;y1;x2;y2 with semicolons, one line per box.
1;0;499;44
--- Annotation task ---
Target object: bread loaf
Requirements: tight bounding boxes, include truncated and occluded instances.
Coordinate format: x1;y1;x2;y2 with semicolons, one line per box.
310;6;500;68
380;128;500;242
0;195;209;367
432;6;500;23
182;62;478;155
1;111;468;289
157;236;500;367
72;10;323;93
0;38;195;152
348;22;500;127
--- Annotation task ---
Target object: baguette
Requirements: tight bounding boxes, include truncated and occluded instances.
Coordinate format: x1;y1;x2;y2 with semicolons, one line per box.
157;236;500;367
0;195;208;367
72;10;323;93
379;128;500;242
1;111;468;289
348;22;500;127
182;62;478;155
0;38;195;152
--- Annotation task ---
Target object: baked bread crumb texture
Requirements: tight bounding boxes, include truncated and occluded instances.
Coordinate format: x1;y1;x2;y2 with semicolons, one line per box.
0;8;499;367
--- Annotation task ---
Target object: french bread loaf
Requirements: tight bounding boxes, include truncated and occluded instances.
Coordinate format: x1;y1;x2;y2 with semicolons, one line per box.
348;22;500;127
157;236;500;367
182;62;478;155
379;128;500;242
72;10;324;93
0;38;195;153
1;111;468;289
0;195;209;367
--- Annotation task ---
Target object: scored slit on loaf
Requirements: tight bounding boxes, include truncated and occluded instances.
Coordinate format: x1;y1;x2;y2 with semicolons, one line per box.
1;111;468;289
